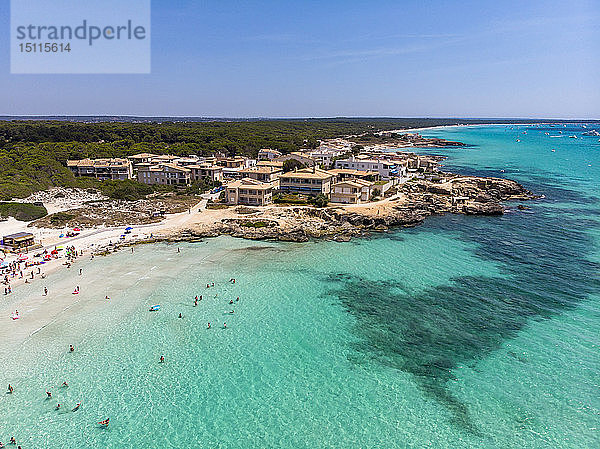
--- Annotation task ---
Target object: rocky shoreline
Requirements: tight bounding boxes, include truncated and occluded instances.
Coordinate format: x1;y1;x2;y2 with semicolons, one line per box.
154;173;535;244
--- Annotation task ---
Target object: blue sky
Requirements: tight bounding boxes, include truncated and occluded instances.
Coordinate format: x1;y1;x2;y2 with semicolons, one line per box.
1;0;598;118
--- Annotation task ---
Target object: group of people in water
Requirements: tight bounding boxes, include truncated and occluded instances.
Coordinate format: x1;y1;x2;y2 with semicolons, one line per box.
0;435;22;448
4;339;104;447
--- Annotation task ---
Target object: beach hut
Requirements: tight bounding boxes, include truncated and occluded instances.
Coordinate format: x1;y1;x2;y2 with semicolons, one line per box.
2;232;36;251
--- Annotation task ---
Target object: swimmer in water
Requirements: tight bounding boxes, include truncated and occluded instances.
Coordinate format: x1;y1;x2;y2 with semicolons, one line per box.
223;322;227;329
236;297;239;302
46;391;52;398
98;418;110;426
178;313;182;318
194;299;198;307
56;404;61;410
160;355;165;363
207;322;211;329
229;300;233;304
72;402;81;411
7;384;13;394
69;345;74;352
62;381;68;387
10;437;15;444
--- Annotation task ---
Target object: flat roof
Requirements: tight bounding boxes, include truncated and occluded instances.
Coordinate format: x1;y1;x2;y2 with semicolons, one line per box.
4;232;34;240
279;168;334;180
67;158;130;167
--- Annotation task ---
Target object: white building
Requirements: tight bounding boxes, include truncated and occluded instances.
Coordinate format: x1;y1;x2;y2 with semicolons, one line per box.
333;156;405;179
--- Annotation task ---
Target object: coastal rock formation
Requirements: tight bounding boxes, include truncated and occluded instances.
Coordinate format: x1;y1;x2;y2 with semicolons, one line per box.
159;173;534;244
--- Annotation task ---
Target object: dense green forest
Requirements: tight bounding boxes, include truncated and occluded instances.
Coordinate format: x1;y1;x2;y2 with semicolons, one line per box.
0;118;595;200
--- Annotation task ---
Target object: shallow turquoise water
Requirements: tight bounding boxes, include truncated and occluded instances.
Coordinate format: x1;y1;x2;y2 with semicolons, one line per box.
0;124;599;448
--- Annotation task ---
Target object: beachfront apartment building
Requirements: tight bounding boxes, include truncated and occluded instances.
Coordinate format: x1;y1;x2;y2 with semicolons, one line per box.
188;164;224;183
308;148;349;168
278;168;335;196
136;163;191;185
238;166;282;183
333;156;404;180
258;149;282;160
128;153;159;171
67;158;133;180
274;152;316;167
328;168;381;182
225;178;275;206
330;179;374;204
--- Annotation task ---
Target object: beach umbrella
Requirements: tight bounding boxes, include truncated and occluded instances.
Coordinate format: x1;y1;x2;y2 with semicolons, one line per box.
73;227;81;232
125;227;133;231
18;255;28;261
44;255;52;261
51;249;58;255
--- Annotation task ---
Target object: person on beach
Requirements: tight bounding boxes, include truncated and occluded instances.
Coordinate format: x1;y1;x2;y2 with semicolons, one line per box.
79;269;82;275
105;295;110;300
69;345;75;352
44;287;48;296
177;248;180;253
160;355;165;363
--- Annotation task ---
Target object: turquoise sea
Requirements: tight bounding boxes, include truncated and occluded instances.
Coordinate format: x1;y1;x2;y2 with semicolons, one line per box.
1;125;599;448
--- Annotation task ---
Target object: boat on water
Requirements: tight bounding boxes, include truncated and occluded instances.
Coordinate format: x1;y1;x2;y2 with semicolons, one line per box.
582;129;600;136
569;135;577;139
149;305;161;312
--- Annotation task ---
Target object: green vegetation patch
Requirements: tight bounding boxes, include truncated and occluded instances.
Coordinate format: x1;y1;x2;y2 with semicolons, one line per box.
48;211;76;226
0;202;48;221
240;220;269;228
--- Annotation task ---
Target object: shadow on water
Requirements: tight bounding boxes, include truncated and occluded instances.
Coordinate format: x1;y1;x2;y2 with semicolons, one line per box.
326;180;600;433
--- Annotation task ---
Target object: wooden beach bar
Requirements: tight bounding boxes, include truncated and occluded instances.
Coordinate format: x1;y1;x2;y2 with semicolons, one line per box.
2;232;37;251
